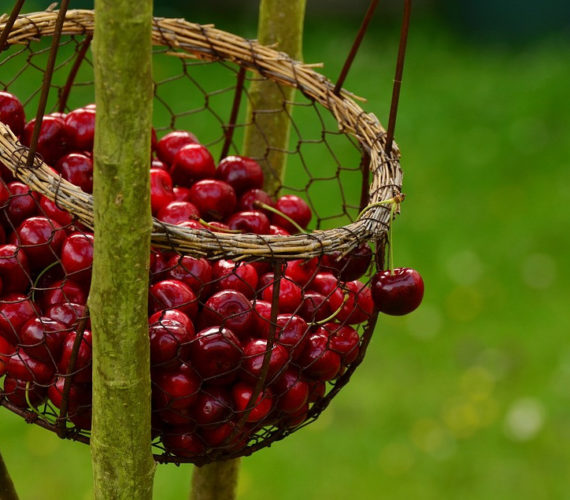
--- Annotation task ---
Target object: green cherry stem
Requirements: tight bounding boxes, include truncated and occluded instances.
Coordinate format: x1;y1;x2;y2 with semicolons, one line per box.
311;292;350;326
388;203;395;275
254;201;307;234
31;260;60;303
356;193;405;221
198;219;242;234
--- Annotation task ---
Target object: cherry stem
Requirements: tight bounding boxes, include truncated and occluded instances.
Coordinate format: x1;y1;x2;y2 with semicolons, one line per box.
254;201;307;234
24;382;41;417
198;219;242;234
31;260;60;303
356;193;405;221
388;203;395;275
311;292;350;326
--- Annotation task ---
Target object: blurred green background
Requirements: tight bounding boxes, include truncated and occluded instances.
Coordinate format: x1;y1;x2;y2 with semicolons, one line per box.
1;1;569;499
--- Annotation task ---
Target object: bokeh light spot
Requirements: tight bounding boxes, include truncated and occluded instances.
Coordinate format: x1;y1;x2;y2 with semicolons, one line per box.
504;397;545;442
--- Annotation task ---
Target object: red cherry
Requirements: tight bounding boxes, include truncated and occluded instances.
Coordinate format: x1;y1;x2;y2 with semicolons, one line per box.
251;300;272;339
326;244;372;282
165;254;212;298
156;200;200;225
150;168;175;215
153;367;201;410
371;267;424;316
309;272;344;305
20;316;67;365
0;336;16;376
4;182;39;227
299;291;330;323
189;326;243;385
226;211;270;235
149;309;193;334
188;180;237;221
58;330;92;383
232;382;273;423
241;338;290;384
328;280;374;325
170;143;216;187
151;158;168;171
284;258;319;286
46;302;88;329
307;379;326;402
2;375;46;408
7;350;54;384
150;248;170;283
56;153;93;193
156;130;199;165
149;279;198;320
60;232;94;283
211;260;258;299
298;332;341;381
0;244;31;293
269;225;290;236
238;189;275;215
15;216;64;270
278;402;309;428
200;421;237;448
39;195;74;227
200;290;253;340
260;276;302;314
0;91;26;137
39;279;88;312
271;195;311;233
216;156;264;195
172;186;192;202
273;314;310;359
157;406;194;426
48;376;92;429
0;293;37;344
272;369;309;414
162;426;205;458
22;115;68;165
191;387;233;426
149;317;195;370
64;107;96;151
321;323;361;365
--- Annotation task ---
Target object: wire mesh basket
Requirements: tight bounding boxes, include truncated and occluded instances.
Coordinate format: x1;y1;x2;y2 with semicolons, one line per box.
0;7;403;465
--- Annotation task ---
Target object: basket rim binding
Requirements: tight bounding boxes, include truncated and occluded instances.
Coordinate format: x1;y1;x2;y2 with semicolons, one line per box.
0;8;402;260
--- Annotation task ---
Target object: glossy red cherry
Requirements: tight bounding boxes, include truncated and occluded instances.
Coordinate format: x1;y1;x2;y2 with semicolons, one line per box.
39;195;73;227
238;188;275;215
188;179;237;221
299;291;330;323
200;290;253;340
241;338;290;385
48;376;92;429
172;186;192;202
149;309;193;334
60;232;94;283
2;375;46;408
322;323;361;365
216;156;263;195
327;243;372;282
170;143;216;187
278;402;309;428
150;168;175;215
4;182;39;227
211;260;258;299
56;153;93;193
46;302;88;329
269;225;290;236
0;293;37;344
201;421;238;448
191;387;233;426
260;276;302;314
153;367;201;410
0;336;16;376
371;267;424;315
328;280;374;325
58;330;92;383
272;369;309;414
189;326;243;385
156;130;199;165
232;382;273;423
0;91;25;137
271;194;311;233
284;258;319;286
64;106;96;151
273;314;309;359
309;272;344;305
307;379;326;402
251;300;272;339
7;349;54;384
15;216;65;270
298;332;341;381
156;200;200;225
149;317;195;370
20;316;67;365
39;279;88;312
165;254;212;298
22;115;68;166
0;244;31;293
226;211;270;235
149;279;198;320
162;427;205;458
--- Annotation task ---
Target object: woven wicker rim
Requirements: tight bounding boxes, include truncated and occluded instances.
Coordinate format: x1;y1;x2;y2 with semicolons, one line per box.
0;9;402;260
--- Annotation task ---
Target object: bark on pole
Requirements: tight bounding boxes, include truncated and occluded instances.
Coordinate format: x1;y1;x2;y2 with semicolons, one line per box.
242;0;307;196
190;2;306;499
0;450;19;500
90;1;155;499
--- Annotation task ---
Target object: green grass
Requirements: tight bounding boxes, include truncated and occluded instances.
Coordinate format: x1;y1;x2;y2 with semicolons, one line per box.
1;10;570;500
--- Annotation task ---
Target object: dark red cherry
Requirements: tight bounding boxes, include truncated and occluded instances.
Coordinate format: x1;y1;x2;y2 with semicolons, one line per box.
162;426;205;458
329;280;374;325
191;387;233;426
15;216;64;270
149;279;198;320
200;290;253;340
153;368;201;410
20;316;67;365
298;332;341;381
226;211;270;235
56;153;93;193
285;258;319;286
269;225;290;236
2;375;46;408
39;195;73;227
149;318;195;370
232;382;273;423
149;309;193;334
170;143;216;187
0;293;37;345
273;314;309;359
46;302;88;329
216;156;263;195
64;107;96;151
251;300;272;339
327;244;372;282
165;254;212;298
156;200;200;225
271;194;311;233
211;260;258;299
4;182;39;227
299;291;330;323
0;244;31;293
22;115;68;166
241;338;290;385
172;186;192;202
238;189;275;215
188;180;236;221
189;326;243;386
0;91;25;137
201;421;237;448
150;168;175;215
60;232;94;284
58;330;92;383
0;336;16;376
323;322;360;365
371;267;424;315
272;369;309;414
261;276;302;313
7;350;54;384
156;130;199;165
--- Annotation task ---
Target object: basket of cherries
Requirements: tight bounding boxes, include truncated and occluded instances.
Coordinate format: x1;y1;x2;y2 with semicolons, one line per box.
0;10;423;464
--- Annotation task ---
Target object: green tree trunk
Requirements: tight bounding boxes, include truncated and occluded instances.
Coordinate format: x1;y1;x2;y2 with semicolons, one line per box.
89;1;155;499
242;0;307;195
191;2;306;497
0;450;18;500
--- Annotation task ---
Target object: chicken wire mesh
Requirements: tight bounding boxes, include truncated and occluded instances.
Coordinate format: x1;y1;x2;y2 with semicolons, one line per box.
0;8;403;465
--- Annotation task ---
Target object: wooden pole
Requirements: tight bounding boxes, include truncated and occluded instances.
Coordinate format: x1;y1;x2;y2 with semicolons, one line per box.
90;0;155;498
0;450;19;500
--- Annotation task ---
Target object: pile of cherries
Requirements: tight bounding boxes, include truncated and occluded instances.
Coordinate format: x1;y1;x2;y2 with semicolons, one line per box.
0;91;423;459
